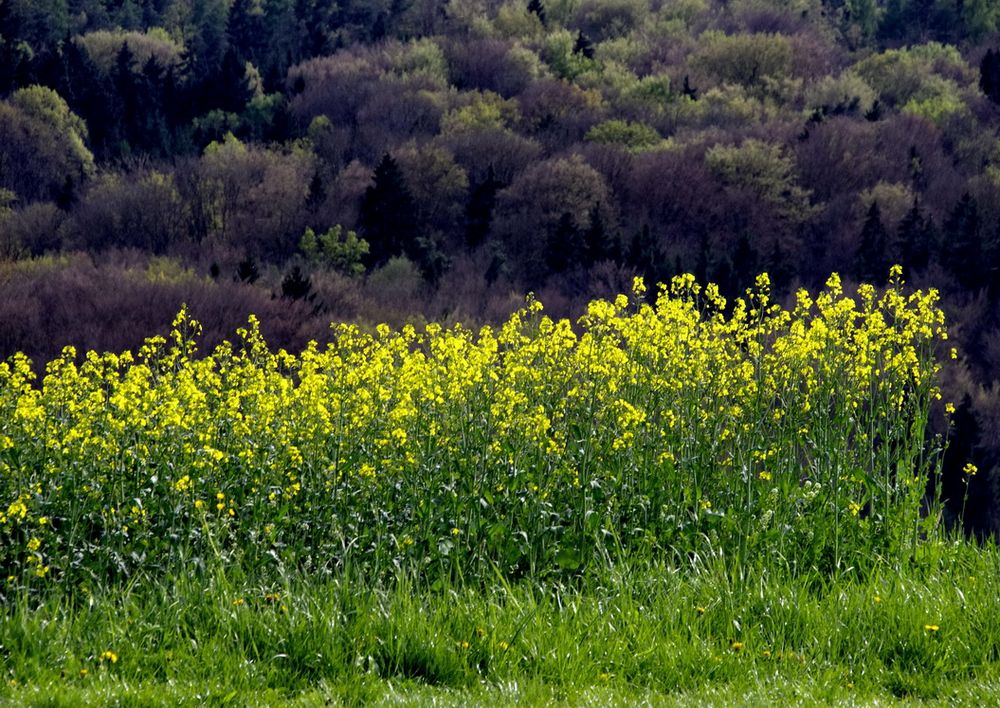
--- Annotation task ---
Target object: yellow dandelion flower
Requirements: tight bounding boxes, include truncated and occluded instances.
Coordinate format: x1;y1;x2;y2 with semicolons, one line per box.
924;624;939;632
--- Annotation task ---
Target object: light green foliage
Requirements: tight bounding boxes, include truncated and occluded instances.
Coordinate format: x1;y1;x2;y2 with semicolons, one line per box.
691;31;794;91
573;0;650;41
677;83;775;129
441;91;521;133
0;189;16;213
543;29;597;80
586;119;661;150
706;139;815;222
859;182;915;229
394;142;469;228
443;0;495;35
804;71;878;116
960;0;1000;38
9;86;94;178
656;0;710;27
74;28;185;74
842;0;880;43
901;76;968;125
498;153;611;233
197;133;314;250
386;38;450;88
854;42;974;109
506;43;550;83
300;225;369;276
493;1;545;39
622;72;673;106
0;86;94;202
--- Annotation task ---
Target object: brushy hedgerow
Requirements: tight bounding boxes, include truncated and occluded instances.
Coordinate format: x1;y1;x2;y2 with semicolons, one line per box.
0;268;950;593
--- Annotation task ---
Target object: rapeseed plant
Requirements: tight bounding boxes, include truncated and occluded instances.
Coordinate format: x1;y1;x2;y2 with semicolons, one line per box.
0;272;948;591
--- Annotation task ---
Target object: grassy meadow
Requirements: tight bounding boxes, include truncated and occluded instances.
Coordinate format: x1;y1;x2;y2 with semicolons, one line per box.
2;270;999;705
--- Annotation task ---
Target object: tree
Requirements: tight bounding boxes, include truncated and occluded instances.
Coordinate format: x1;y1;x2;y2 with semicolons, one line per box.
0;86;95;203
300;225;369;276
357;154;418;267
682;75;698;101
464;165;502;248
573;31;594;60
582;203;618;266
545;212;583;275
235;257;260;283
897;198;936;273
281;264;314;300
980;48;1000;104
527;0;547;28
856;202;890;285
942;193;985;289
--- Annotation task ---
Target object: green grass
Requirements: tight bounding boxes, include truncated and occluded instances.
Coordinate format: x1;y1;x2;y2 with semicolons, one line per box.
3;542;999;705
0;277;988;703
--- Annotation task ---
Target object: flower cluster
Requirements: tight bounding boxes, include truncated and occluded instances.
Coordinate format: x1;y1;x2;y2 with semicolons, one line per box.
0;270;947;588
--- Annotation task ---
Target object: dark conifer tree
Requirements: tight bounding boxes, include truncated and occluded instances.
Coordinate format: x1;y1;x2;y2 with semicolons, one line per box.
897;198;935;273
214;47;253;114
728;233;757;294
527;0;547;27
573;31;595;60
582;205;619;266
857;202;890;285
236;258;260;284
485;245;507;285
410;234;451;284
306;171;326;210
281;265;314;300
942;193;985;289
545;212;582;274
682;75;698;101
464;166;501;248
358;154;418;267
626;224;668;290
136;56;171;155
228;0;269;66
980;48;1000;104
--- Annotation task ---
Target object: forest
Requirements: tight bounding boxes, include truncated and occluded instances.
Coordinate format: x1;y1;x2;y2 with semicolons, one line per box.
2;0;1000;533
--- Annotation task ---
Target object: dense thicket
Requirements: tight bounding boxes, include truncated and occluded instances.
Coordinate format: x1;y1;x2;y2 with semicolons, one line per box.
2;0;1000;532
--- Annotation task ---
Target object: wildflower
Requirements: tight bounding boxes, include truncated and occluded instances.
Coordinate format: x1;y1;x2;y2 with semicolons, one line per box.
848;502;862;516
100;650;118;663
451;527;462;536
79;668;88;678
963;463;978;476
699;499;711;511
924;624;939;632
874;595;881;604
194;499;204;510
945;402;956;415
758;471;772;481
458;640;470;650
26;537;41;552
498;641;509;651
730;641;744;652
696;606;706;616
